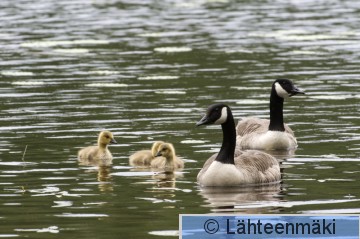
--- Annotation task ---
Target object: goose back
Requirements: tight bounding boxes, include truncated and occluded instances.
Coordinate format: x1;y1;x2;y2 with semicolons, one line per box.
236;117;297;150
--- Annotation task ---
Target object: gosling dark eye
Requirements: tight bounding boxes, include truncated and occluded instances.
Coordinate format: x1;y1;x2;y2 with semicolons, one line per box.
105;136;110;139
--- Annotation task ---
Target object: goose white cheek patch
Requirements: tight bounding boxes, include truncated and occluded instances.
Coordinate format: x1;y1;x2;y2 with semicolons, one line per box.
275;82;290;98
214;107;227;124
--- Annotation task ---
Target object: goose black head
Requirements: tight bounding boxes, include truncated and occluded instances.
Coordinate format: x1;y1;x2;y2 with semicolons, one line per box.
273;79;305;98
196;103;229;126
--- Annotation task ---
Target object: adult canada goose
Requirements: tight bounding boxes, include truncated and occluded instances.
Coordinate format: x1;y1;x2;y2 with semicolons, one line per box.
78;131;117;166
152;143;184;170
129;141;164;167
196;103;281;187
236;79;305;150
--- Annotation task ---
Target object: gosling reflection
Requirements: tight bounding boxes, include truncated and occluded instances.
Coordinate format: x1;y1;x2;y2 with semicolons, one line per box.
97;166;113;192
128;168;184;206
152;171;182;188
149;171;184;206
130;167;183;189
79;165;114;192
199;184;282;213
97;165;112;182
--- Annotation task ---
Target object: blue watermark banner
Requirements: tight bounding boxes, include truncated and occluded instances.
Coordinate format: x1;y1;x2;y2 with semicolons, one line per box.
180;215;359;239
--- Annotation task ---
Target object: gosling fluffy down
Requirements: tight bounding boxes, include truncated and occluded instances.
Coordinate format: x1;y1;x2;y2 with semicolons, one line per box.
151;143;184;170
78;131;117;166
129;141;164;167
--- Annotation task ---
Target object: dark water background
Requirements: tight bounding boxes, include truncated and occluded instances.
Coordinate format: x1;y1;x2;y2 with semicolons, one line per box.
0;0;359;238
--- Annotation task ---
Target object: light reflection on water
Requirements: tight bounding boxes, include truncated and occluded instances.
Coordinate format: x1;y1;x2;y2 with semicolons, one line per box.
0;0;360;238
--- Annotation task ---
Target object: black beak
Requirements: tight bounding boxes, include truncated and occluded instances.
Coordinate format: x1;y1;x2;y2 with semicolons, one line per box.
196;115;210;126
290;86;305;96
155;151;162;157
110;138;117;144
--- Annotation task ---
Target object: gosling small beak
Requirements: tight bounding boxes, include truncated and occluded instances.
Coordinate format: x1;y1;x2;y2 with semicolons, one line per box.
289;86;305;97
155;151;162;157
196;115;209;126
110;138;117;144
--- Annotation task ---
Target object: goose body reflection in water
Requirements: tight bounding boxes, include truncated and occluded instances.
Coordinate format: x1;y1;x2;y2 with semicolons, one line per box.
196;103;281;187
78;131;117;166
199;184;282;213
236;79;305;151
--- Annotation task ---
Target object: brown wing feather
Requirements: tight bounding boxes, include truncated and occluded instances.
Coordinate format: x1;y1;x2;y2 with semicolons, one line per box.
235;150;278;172
199;150;279;172
197;148;280;184
236;117;294;136
236;117;269;136
234;150;280;183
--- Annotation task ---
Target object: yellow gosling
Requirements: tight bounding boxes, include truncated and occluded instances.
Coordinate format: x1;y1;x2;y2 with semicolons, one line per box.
129;141;164;167
151;143;184;170
78;131;117;166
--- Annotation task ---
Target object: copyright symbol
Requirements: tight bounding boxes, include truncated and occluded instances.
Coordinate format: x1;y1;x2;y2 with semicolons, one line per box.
204;219;219;234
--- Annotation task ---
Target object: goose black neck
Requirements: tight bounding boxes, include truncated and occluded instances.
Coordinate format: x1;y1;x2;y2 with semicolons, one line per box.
215;107;236;165
268;88;285;131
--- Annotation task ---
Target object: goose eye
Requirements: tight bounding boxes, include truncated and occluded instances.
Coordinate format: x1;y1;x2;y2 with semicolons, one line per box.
105;135;110;139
